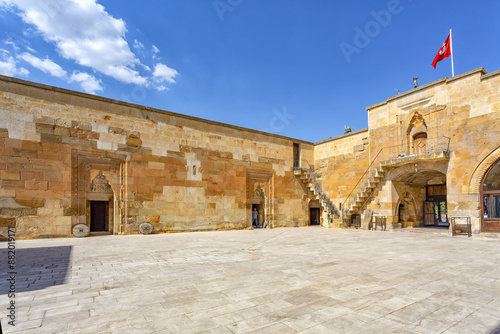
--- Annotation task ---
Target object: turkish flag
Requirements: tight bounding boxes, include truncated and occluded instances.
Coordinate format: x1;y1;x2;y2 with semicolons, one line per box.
432;34;452;68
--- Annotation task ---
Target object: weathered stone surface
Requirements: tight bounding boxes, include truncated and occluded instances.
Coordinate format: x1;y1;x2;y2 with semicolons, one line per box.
1;69;500;239
0;216;16;227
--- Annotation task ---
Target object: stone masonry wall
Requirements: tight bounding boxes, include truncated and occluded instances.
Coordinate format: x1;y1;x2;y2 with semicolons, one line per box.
0;76;313;239
366;68;500;233
314;129;370;220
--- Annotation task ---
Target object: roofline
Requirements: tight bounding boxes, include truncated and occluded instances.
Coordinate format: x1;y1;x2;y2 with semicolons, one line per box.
0;74;314;145
314;128;368;145
366;67;495;111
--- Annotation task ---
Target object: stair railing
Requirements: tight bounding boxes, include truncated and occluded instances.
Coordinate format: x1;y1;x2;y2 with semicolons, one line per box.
296;159;340;220
341;147;385;220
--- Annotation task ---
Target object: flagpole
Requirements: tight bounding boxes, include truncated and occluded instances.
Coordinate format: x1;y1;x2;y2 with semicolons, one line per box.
450;28;455;77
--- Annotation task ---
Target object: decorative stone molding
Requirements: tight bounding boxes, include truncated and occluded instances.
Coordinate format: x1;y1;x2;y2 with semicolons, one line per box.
90;171;112;193
468;145;500;194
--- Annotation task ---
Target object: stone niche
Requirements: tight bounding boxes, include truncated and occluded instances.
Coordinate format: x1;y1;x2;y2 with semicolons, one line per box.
246;170;275;228
71;150;126;234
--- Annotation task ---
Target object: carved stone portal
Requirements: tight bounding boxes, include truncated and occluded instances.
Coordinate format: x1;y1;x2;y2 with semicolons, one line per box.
90;171;112;193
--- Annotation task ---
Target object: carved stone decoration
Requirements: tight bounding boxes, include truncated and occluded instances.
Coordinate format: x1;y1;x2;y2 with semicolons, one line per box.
90;171;112;193
407;112;427;136
139;222;153;235
72;223;90;237
254;184;265;200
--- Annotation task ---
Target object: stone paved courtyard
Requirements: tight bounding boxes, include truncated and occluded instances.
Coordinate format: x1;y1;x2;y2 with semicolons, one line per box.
1;227;500;333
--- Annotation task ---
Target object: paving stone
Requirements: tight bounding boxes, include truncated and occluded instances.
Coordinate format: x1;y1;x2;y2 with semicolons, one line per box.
1;228;500;333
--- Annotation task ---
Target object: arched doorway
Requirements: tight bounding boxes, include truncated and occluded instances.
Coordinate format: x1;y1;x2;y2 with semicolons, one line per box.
481;159;500;232
388;161;448;228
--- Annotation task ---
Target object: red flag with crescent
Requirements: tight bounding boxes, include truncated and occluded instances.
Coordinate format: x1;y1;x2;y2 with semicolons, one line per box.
432;34;452;68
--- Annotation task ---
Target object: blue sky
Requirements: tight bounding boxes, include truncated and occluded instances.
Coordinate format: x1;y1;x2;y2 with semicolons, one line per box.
0;0;499;143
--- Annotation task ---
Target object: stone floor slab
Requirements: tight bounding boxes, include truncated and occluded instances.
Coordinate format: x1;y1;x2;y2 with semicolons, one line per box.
1;227;500;333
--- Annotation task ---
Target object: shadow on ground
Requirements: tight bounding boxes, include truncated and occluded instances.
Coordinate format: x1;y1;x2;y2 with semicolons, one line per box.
0;246;72;293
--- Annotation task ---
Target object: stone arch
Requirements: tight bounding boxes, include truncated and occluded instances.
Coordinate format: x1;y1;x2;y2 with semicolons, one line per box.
407;112;428;136
407;112;428;155
387;160;448;183
468;144;500;194
395;191;417;227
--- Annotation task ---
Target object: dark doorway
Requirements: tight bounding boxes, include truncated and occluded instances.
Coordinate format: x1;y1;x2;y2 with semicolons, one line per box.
351;214;361;228
310;208;320;225
426;185;448;227
398;203;405;225
252;204;262;228
90;201;109;232
293;143;300;169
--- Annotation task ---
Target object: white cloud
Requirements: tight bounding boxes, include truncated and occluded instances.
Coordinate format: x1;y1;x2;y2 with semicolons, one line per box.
19;52;67;78
153;63;178;84
0;52;29;76
70;71;102;94
133;39;143;49
1;0;149;84
0;0;179;92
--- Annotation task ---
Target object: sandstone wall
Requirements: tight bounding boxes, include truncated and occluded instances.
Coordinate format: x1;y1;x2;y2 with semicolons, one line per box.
365;68;500;232
0;76;313;239
313;129;370;219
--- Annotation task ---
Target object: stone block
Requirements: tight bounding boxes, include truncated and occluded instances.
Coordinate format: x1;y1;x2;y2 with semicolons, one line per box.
40;133;63;144
135;193;154;201
126;136;142;147
11;147;38;159
2;180;24;189
0;217;16;227
14;198;45;208
0;170;20;180
71;120;92;131
33;115;55;125
54;126;71;136
35;123;55;134
25;180;48;190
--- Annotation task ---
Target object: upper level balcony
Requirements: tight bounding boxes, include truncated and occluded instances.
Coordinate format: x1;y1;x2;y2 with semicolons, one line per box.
378;136;451;168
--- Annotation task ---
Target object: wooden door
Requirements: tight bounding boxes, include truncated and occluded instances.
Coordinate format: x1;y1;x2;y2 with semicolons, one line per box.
310;208;320;225
90;201;109;232
424;201;436;226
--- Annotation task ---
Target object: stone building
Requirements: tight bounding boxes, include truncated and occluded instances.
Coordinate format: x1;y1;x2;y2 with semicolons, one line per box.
316;67;500;235
0;67;499;239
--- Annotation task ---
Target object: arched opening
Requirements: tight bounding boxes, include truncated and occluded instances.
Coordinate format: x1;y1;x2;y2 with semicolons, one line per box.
407;112;428;156
481;159;500;232
389;161;448;229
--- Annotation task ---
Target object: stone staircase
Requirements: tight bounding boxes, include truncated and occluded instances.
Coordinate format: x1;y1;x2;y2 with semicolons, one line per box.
294;168;340;225
343;164;386;217
342;145;450;222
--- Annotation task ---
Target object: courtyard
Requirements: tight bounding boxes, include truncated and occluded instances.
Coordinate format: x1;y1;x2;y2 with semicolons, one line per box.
1;227;500;333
